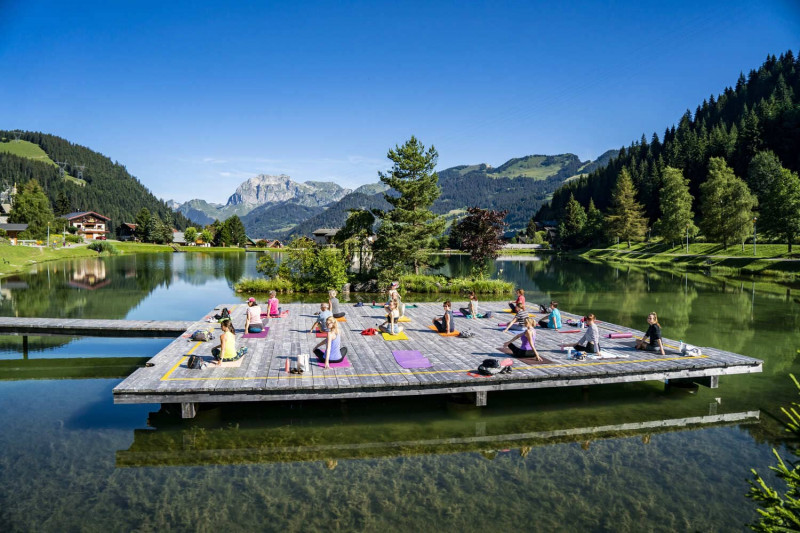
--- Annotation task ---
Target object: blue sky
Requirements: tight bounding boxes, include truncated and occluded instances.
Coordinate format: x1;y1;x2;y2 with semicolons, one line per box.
1;1;798;204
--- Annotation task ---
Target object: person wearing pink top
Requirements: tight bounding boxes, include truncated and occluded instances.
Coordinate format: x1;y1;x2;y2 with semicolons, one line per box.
509;288;526;313
267;290;280;317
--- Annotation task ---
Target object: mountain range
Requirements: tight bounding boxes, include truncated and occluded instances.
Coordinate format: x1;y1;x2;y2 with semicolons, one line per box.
174;150;618;239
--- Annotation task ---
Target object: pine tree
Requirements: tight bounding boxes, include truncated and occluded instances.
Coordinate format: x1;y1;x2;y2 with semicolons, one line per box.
225;215;247;247
8;180;54;239
134;208;150;241
559;193;587;248
656;167;697;244
373;137;445;274
607;168;647;248
760;167;800;253
583;198;605;245
54;191;71;217
700;158;757;249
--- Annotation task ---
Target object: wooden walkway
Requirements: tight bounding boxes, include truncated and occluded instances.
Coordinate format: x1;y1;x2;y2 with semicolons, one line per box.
113;302;763;417
0;317;193;337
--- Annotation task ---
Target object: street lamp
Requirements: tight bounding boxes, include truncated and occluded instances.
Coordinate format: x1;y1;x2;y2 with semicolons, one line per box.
753;217;758;256
686;225;689;253
47;222;50;248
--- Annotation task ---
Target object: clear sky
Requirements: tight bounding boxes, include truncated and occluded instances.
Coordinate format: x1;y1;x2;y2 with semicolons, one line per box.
1;1;798;204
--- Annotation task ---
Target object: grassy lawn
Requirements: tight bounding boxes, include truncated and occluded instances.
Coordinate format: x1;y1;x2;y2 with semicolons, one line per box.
110;241;246;254
0;243;97;276
606;241;798;258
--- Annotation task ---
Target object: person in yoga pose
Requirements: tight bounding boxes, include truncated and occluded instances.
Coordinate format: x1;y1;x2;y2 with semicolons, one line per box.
635;312;665;355
243;297;263;333
509;288;525;313
460;291;479;319
573;314;600;354
504;317;543;361
310;302;333;333
313;316;348;368
503;302;529;333
433;301;455;333
379;299;403;334
538;301;562;329
266;290;280;317
328;289;345;319
212;319;237;364
384;281;404;316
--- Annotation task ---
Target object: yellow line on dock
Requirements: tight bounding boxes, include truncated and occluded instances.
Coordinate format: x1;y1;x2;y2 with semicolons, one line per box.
160;342;202;381
160;355;708;382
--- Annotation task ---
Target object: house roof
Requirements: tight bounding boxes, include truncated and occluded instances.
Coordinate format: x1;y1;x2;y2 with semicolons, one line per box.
63;211;110;221
312;228;339;236
0;223;28;232
121;223;137;230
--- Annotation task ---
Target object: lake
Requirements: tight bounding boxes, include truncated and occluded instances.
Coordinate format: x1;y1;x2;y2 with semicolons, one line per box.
0;252;798;532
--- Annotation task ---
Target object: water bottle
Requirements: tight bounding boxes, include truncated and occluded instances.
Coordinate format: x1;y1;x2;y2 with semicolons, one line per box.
567;348;574;359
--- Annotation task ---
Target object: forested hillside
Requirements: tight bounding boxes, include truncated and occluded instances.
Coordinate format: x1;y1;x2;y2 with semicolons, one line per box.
537;51;800;223
0;131;191;233
279;152;617;239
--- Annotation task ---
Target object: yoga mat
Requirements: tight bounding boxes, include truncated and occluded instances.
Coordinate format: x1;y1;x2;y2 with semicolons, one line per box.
452;311;464;317
397;316;412;322
382;331;409;341
260;312;269;318
370;305;385;309
336;317;347;322
220;358;244;368
502;308;514;313
427;325;460;337
607;332;633;338
518;355;554;365
315;332;328;338
392;350;433;369
314;356;351;368
558;329;582;334
242;327;269;339
405;304;418;308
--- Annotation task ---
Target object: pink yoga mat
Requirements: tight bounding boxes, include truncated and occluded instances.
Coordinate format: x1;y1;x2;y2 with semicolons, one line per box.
607;332;633;338
392;350;432;369
314;356;351;368
242;327;269;339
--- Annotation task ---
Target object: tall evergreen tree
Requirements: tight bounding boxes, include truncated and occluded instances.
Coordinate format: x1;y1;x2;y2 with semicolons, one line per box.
655;167;697;244
134;208;151;241
225;215;247;247
760;167;800;253
607;168;647;248
373;137;445;274
699;158;757;249
583;198;605;246
9;180;54;239
558;193;587;248
54;191;71;217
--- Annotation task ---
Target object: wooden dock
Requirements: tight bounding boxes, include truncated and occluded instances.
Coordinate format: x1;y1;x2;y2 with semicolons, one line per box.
0;317;193;337
113;302;763;417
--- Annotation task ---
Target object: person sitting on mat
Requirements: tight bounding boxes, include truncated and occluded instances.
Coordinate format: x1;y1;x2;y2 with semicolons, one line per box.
310;302;333;333
538;301;562;329
380;299;403;334
460;291;479;319
503;302;529;333
573;314;600;354
509;288;526;313
244;297;263;333
635;312;665;355
433;301;455;333
328;289;345;319
267;290;281;317
384;281;404;316
504;317;543;361
313;316;348;369
212;318;236;364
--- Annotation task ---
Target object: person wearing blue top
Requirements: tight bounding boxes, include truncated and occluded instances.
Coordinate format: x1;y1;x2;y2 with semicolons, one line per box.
310;303;333;333
433;301;455;333
538;301;562;329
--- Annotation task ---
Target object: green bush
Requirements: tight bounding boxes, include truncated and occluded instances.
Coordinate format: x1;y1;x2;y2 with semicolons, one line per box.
65;234;82;244
234;277;295;294
87;241;118;254
399;274;512;294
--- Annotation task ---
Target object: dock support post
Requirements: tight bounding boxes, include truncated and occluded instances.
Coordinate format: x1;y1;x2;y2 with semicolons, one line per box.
709;376;719;389
475;391;487;407
181;402;197;419
22;335;28;359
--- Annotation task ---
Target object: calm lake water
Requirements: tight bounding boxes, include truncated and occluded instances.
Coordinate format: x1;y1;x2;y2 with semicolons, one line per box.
1;252;799;532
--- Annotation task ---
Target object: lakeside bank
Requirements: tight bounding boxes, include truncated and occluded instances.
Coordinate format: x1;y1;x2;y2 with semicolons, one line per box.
578;242;800;279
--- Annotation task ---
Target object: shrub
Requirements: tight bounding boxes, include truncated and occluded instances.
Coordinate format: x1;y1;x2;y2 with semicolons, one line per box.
399;274;512;294
65;234;82;244
234;277;294;294
88;241;118;254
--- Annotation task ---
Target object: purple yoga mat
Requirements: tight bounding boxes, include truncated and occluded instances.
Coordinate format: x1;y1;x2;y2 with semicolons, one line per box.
392;350;433;369
314;356;351;368
242;327;269;339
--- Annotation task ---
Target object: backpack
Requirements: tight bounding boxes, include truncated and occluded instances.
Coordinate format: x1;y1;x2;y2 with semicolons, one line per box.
458;329;475;338
187;354;204;369
478;358;503;376
214;307;231;321
191;329;214;342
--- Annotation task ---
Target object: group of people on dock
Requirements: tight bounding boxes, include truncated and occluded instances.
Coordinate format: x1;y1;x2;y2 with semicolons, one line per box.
219;283;667;370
